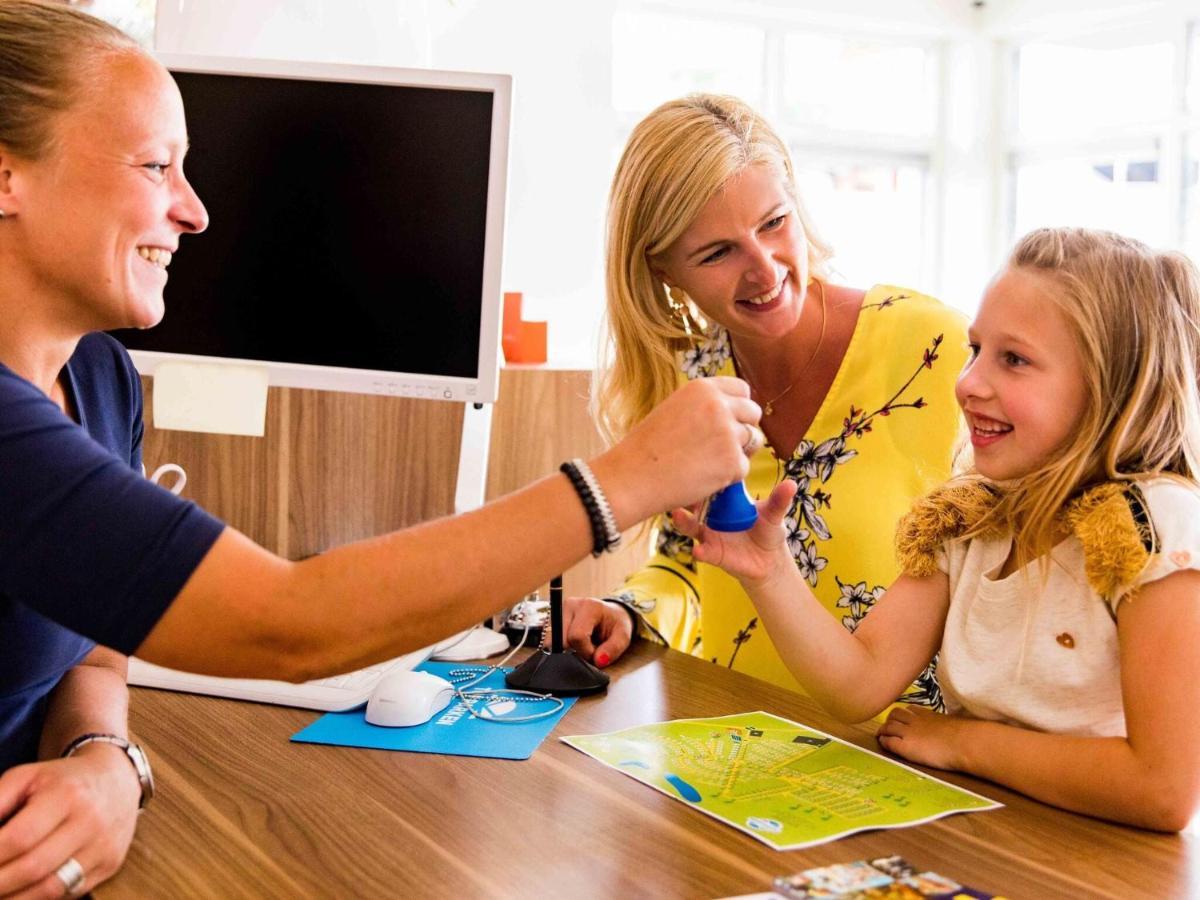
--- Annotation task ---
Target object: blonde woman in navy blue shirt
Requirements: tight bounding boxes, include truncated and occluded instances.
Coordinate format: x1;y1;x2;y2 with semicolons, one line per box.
0;3;762;894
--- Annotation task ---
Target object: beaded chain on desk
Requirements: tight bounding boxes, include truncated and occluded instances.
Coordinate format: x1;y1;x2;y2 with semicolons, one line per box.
441;622;565;724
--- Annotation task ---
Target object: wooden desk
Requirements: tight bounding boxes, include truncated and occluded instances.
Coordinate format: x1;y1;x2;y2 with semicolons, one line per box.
101;644;1195;899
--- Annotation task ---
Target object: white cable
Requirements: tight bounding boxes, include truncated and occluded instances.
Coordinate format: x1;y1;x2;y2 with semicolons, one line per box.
446;620;565;724
432;624;481;656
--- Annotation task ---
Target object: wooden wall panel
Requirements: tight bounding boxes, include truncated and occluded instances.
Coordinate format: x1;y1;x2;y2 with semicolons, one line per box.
484;368;648;599
284;389;464;558
140;369;650;600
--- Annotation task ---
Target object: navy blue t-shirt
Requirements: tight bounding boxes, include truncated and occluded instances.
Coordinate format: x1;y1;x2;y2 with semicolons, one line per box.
0;333;224;770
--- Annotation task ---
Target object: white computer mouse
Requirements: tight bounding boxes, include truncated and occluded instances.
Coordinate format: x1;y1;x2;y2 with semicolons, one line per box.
365;670;457;727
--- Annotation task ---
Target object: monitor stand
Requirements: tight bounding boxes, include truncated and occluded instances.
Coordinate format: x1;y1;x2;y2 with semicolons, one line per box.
454;401;493;515
454;400;510;638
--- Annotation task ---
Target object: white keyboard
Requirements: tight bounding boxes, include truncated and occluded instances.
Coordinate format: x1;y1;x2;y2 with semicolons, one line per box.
127;645;434;712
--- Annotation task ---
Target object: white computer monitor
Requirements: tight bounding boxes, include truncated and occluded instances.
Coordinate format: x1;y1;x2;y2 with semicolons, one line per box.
116;54;511;405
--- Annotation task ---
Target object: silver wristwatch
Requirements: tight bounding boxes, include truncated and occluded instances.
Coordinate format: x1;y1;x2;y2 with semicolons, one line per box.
61;733;155;809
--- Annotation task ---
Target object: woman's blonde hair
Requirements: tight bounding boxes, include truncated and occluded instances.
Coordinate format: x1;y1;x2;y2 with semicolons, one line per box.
955;226;1200;568
0;0;140;160
595;94;832;444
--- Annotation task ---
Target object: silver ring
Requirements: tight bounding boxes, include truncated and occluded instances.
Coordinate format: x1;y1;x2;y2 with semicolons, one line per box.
54;857;85;897
741;423;765;456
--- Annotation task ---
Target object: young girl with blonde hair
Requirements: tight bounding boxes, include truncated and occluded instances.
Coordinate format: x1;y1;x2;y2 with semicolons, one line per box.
674;226;1200;830
561;94;968;707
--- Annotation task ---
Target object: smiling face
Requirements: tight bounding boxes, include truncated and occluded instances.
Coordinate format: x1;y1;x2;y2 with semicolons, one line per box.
650;162;810;342
956;266;1090;481
9;51;207;333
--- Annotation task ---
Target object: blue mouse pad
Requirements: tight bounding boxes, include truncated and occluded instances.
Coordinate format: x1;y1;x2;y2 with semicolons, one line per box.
290;662;577;760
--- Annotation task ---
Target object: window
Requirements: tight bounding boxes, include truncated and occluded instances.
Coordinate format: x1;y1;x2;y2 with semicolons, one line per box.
1013;151;1170;248
1189;21;1200;114
1015;38;1173;138
1008;23;1197;255
1187;23;1200;260
796;162;927;288
612;7;941;292
612;10;765;113
781;34;934;138
1185;134;1200;261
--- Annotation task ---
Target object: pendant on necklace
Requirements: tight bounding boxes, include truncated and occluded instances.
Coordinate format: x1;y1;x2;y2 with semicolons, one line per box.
763;402;775;417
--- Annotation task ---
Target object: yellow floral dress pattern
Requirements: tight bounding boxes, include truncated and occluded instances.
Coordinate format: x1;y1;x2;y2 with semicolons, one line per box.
608;285;969;709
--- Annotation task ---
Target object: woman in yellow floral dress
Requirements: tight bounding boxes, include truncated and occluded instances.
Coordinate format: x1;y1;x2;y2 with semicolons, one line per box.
559;94;968;709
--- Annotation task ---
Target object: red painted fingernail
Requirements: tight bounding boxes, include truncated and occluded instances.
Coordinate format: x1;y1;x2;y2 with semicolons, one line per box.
596;652;610;667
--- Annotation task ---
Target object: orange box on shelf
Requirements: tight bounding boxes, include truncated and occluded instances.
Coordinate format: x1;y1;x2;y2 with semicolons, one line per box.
501;291;547;364
502;291;523;347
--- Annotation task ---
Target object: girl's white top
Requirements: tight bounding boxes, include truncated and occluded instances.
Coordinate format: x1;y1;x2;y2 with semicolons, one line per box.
936;478;1200;737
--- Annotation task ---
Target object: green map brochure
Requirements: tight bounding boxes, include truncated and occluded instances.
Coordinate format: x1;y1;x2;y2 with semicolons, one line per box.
563;711;1000;850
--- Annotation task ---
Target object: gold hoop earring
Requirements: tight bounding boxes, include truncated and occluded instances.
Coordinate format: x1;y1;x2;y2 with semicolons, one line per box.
664;284;694;335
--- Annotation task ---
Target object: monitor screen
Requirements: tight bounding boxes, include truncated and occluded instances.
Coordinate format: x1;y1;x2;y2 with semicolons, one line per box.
114;56;510;403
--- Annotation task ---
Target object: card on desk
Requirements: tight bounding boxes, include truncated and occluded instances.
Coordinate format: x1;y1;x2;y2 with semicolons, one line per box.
290;662;577;760
563;712;1000;850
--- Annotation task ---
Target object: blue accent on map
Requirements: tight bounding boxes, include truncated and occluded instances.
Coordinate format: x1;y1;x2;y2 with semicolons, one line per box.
290;662;576;760
619;760;650;769
664;772;702;802
747;817;783;834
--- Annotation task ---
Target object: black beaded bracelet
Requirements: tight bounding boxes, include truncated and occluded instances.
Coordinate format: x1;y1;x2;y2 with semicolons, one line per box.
560;461;605;555
560;459;621;557
572;458;621;553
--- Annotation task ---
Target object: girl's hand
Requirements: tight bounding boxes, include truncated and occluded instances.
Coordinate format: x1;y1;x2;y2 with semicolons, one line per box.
670;479;798;587
0;748;140;897
876;705;969;771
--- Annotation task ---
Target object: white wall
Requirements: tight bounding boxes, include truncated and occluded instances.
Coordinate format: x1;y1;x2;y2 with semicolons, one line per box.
429;1;617;367
156;0;435;66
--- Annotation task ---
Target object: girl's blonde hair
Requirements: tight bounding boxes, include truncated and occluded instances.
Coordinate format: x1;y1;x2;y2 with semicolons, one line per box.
958;227;1200;567
595;94;832;444
0;0;140;160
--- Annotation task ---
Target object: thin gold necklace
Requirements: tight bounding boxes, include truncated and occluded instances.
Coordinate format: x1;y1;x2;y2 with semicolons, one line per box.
732;278;827;417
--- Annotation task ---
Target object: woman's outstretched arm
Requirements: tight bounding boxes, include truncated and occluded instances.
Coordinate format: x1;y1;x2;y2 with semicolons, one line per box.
137;377;760;681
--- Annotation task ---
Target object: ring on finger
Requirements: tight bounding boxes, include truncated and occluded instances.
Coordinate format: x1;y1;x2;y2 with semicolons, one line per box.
741;423;766;456
54;857;86;897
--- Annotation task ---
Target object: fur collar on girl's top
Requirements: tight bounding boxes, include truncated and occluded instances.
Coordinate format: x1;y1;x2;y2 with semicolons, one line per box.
896;479;1156;601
